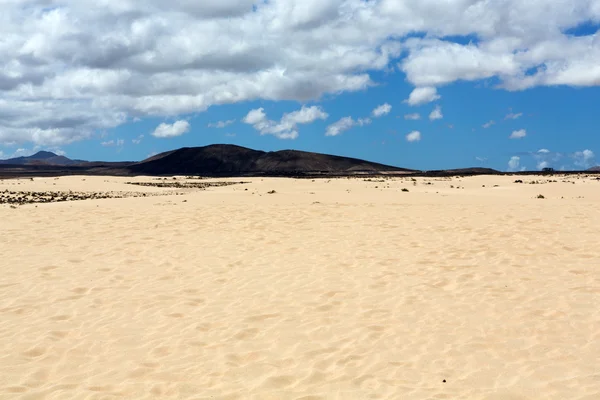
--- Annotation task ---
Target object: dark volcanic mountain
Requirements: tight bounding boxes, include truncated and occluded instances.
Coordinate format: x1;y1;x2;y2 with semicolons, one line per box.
0;151;84;166
128;144;413;176
587;166;600;172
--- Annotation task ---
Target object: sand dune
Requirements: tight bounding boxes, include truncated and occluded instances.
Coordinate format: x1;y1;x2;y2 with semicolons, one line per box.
1;175;599;399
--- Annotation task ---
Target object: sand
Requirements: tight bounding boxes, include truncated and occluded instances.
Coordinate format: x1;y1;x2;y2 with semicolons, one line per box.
1;174;599;399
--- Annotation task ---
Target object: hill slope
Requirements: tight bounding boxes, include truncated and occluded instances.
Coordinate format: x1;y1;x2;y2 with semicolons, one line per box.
128;144;413;176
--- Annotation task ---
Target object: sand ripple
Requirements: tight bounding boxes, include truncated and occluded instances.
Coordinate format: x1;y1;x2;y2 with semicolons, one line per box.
1;175;599;399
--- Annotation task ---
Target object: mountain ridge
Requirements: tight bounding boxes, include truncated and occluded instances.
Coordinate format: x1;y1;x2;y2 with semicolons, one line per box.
127;144;414;176
0;151;85;166
2;145;598;178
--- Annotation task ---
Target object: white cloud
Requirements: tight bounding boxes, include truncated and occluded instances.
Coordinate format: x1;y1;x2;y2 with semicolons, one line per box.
243;105;328;139
508;156;521;171
505;112;523;120
406;130;421;142
132;134;144;144
531;149;557;167
573;149;595;168
1;1;600;147
401;41;520;87
372;103;391;118
242;108;268;126
8;148;36;158
152;120;191;138
101;139;125;147
325;116;371;137
326;117;354;137
537;160;550;170
475;156;487;162
208;119;235;128
429;105;443;121
405;87;441;106
482;120;495;128
404;113;421;120
510;129;527;139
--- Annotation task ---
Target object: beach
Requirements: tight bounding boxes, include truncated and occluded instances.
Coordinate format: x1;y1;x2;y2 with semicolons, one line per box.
1;174;599;399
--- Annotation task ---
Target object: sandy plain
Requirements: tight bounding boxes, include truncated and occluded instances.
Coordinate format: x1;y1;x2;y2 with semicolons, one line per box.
0;174;599;399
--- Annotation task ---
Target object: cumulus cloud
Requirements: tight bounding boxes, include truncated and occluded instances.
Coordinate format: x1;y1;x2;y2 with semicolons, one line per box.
508;156;521;171
482;120;495;129
325;116;371;137
404;113;421;120
244;105;328;139
573;149;595;168
405;87;441;106
2;1;600;147
101;139;125;147
429;105;443;121
5;148;36;158
208;119;235;128
152;120;191;138
372;103;391;118
505;112;523;120
401;41;520;87
526;148;596;170
537;160;550;170
406;131;421;142
510;129;527;139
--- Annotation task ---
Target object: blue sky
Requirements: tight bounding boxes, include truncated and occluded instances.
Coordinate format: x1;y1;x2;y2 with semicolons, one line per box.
1;1;599;171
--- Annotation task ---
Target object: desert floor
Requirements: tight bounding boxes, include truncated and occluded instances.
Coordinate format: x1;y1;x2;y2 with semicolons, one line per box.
1;174;599;400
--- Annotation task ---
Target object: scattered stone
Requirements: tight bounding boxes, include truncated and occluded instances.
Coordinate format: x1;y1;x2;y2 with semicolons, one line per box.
126;181;247;189
1;180;247;206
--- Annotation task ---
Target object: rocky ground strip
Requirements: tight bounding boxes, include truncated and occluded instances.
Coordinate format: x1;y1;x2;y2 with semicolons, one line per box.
125;181;248;189
0;189;174;206
1;181;247;206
